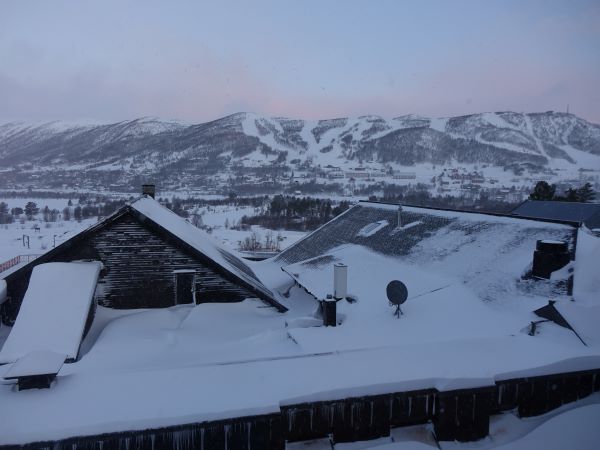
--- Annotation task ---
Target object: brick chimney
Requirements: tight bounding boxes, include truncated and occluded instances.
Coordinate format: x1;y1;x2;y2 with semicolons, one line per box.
142;184;156;199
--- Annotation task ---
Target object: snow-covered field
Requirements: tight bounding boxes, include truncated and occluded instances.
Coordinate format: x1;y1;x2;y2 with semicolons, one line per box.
189;204;307;252
0;218;97;263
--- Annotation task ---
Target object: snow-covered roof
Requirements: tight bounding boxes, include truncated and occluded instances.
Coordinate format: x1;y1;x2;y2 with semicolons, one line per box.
0;262;101;363
3;350;66;379
277;201;576;300
275;201;597;357
129;196;285;311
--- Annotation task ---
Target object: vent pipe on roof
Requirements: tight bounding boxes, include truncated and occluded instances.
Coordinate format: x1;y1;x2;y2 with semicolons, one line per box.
322;294;337;327
142;184;156;199
333;263;347;300
397;205;403;228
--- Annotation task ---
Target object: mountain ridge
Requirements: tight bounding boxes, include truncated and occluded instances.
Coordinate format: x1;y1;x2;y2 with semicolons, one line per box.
1;111;599;192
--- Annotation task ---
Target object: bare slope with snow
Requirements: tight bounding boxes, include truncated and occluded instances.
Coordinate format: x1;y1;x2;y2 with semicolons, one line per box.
1;111;599;190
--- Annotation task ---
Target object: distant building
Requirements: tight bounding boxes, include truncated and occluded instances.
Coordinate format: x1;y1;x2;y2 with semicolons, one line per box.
393;171;417;180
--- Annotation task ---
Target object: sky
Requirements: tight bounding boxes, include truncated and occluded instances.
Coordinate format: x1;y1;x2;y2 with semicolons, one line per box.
1;0;599;124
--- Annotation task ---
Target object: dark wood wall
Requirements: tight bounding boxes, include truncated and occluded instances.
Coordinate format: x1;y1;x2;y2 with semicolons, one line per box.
2;212;255;323
85;214;253;308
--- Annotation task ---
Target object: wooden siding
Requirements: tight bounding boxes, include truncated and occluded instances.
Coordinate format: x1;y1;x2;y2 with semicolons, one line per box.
87;214;255;308
3;212;256;316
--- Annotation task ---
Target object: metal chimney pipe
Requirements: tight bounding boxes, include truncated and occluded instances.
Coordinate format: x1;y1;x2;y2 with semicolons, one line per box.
333;263;347;300
397;205;403;228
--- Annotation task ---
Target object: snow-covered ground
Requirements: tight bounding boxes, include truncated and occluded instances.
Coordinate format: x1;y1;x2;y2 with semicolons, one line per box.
0;218;97;263
189;204;307;252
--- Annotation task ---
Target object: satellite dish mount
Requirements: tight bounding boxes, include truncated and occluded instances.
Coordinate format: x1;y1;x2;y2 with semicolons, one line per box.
386;280;408;318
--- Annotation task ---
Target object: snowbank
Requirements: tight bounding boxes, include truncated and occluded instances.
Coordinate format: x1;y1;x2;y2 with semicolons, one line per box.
357;401;600;450
493;403;600;450
0;262;102;363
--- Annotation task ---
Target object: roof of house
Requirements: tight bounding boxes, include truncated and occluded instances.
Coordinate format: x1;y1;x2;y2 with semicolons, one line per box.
277;201;577;304
3;350;66;379
273;200;589;358
130;197;285;310
276;202;576;265
0;262;102;364
261;201;599;379
511;200;600;228
2;196;286;312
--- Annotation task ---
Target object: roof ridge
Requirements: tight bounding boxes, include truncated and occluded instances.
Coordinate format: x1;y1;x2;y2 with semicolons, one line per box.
359;200;581;226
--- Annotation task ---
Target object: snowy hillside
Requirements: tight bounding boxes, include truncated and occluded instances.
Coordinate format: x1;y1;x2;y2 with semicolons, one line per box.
1;111;599;192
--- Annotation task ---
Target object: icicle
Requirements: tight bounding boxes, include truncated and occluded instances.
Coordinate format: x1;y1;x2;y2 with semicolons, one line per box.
224;424;230;450
247;422;252;450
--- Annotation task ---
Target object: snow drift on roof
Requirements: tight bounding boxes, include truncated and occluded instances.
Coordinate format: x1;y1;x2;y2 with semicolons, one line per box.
0;262;101;363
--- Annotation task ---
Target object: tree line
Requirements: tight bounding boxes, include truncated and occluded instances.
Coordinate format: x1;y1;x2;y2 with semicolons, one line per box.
529;182;596;202
241;195;351;231
0;199;128;225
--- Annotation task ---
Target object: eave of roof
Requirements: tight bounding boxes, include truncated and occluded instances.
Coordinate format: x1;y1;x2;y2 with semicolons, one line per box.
361;200;582;227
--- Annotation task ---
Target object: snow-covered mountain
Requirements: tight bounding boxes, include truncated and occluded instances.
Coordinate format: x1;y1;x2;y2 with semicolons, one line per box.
0;112;599;191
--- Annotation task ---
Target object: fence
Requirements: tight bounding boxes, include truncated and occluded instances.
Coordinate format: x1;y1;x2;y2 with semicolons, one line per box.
0;255;39;274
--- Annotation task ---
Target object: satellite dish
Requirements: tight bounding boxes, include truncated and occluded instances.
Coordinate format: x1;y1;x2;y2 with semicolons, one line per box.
386;280;408;318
